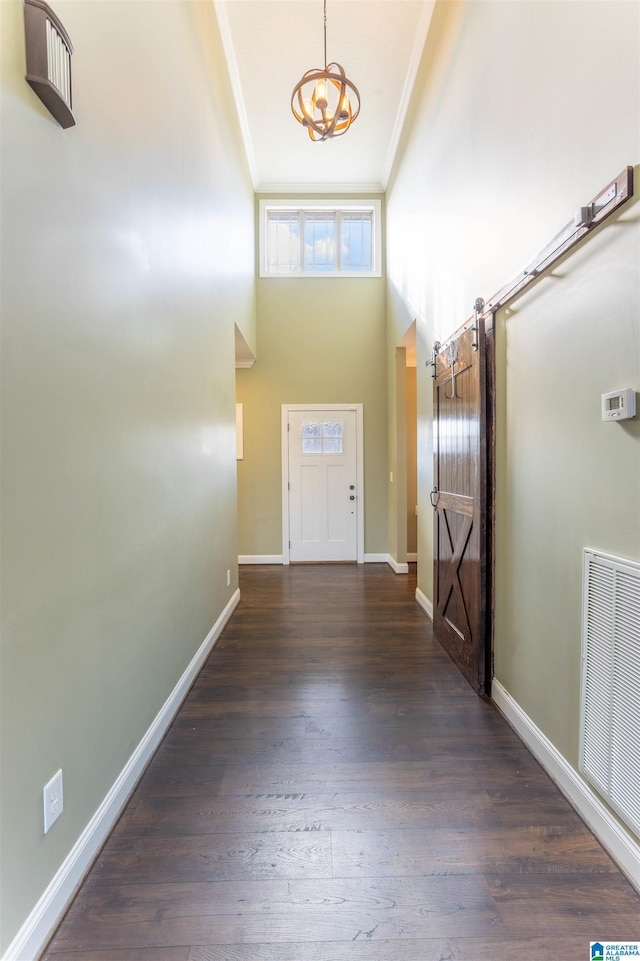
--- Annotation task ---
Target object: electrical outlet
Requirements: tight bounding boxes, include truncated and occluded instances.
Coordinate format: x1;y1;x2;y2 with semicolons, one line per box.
226;569;231;587
43;769;63;834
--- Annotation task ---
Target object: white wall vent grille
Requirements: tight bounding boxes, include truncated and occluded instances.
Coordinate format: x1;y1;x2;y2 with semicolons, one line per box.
24;0;75;129
45;17;71;107
580;549;640;839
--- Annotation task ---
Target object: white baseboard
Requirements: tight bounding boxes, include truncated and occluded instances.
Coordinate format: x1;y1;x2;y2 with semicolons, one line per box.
364;553;409;573
238;555;283;565
492;679;640;892
238;555;411;570
415;587;433;620
2;590;240;961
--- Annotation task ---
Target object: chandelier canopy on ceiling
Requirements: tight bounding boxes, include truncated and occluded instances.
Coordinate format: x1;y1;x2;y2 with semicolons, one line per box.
291;0;361;142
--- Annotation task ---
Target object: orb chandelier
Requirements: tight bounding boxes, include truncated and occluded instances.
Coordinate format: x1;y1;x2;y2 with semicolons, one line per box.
290;0;361;142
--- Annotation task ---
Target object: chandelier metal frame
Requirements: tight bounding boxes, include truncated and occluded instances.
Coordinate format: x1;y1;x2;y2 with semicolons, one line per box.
290;0;361;142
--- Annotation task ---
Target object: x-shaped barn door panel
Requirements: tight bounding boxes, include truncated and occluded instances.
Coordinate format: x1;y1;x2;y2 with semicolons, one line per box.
432;322;490;695
436;493;474;646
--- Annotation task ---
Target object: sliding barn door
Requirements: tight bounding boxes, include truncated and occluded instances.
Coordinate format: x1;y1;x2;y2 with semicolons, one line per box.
432;321;491;695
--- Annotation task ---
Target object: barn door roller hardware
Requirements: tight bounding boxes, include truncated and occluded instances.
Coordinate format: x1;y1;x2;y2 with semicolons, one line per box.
428;341;441;379
426;168;632;387
478;166;633;320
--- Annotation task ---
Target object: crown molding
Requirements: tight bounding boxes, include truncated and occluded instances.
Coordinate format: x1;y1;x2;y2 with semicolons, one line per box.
213;1;257;189
256;181;384;196
382;0;437;189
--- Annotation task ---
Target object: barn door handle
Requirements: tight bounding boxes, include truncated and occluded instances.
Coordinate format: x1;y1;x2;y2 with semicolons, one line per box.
430;488;439;509
471;297;484;351
444;341;459;400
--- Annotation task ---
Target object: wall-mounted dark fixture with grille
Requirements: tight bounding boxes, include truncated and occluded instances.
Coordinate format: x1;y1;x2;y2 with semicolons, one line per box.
24;0;75;128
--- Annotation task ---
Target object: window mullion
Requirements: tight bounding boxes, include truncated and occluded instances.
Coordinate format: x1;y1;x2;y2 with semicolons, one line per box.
298;210;305;273
335;211;342;271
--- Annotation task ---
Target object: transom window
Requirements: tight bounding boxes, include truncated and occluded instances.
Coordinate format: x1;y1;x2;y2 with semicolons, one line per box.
260;200;381;278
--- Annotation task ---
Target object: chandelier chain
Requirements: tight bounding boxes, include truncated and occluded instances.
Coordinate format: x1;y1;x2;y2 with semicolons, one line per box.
323;0;327;68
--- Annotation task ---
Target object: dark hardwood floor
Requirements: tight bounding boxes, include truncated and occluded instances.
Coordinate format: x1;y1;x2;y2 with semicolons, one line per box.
43;564;639;961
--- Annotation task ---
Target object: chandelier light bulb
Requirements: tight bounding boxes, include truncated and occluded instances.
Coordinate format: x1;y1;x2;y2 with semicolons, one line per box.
314;78;328;110
302;97;314;124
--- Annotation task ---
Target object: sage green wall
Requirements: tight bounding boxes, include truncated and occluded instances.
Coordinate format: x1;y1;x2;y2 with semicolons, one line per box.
386;269;432;593
237;199;387;557
385;285;417;569
384;347;418;566
0;1;255;952
387;348;408;565
406;366;417;556
495;220;640;763
386;0;638;818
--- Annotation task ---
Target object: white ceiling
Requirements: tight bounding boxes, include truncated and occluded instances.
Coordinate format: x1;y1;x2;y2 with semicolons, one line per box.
215;0;436;193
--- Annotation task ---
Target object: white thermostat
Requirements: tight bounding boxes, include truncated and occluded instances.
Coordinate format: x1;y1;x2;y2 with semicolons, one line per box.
601;388;637;422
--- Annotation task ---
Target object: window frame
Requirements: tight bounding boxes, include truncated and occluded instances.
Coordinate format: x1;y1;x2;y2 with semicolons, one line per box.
259;199;382;279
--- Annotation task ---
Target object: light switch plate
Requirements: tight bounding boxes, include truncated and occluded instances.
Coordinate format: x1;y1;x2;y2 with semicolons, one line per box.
43;769;63;833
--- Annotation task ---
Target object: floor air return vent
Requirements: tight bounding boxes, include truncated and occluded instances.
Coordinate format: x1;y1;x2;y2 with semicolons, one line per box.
580;549;640;839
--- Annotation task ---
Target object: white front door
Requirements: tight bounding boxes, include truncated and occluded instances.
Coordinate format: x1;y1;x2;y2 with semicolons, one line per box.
286;408;358;562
